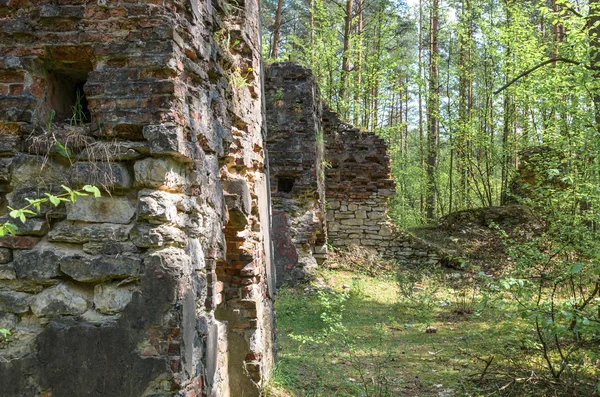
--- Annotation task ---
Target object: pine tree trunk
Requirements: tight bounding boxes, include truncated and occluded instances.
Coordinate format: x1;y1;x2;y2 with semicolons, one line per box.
271;0;284;59
426;0;440;221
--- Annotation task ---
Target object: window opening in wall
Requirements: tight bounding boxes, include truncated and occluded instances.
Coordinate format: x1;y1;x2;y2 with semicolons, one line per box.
277;176;295;193
48;69;91;123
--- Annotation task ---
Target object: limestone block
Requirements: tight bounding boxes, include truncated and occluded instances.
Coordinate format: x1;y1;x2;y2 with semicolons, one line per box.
143;123;192;160
49;221;132;244
14;218;49;236
31;284;88;317
138;190;180;224
130;223;187;248
94;282;136;314
348;203;359;211
13;246;61;281
368;211;385;220
0;248;12;264
10;153;68;189
355;210;367;219
187;238;206;271
0;136;19;156
82;241;138;256
0;264;16;280
134;157;189;192
0;312;17;330
71;162;133;190
379;225;393;237
0;158;12;182
67;196;136;224
327;201;340;210
340;218;363;226
0;290;31;313
223;179;251;215
60;253;141;282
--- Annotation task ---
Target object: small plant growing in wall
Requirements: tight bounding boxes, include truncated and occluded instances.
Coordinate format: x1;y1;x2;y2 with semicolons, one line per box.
229;67;251;91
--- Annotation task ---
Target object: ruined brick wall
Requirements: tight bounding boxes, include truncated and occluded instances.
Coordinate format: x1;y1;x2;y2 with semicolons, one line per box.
0;1;274;396
265;63;443;268
322;109;396;248
322;110;441;265
264;63;327;286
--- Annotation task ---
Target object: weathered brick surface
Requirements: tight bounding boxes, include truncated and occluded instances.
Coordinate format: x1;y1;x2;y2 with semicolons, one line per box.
0;1;275;396
265;63;327;286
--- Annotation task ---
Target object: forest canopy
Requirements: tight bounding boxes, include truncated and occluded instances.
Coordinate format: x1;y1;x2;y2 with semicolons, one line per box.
261;0;600;228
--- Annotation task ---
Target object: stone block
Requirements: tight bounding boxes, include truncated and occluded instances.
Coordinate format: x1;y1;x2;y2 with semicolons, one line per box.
10;218;49;237
0;158;12;182
82;241;138;256
367;211;385;220
0;264;16;280
0;312;17;330
66;196;136;224
138;190;180;224
379;225;393;237
13;246;61;281
327;201;340;210
130;223;187;248
340;218;363;226
60;253;141;282
94;282;136;314
49;221;132;244
31;283;88;317
143;123;192;160
0;290;31;313
134;157;189;192
0;248;12;264
10;153;68;190
355;210;367;219
71;162;133;190
0;136;20;156
223;179;251;216
348;203;359;211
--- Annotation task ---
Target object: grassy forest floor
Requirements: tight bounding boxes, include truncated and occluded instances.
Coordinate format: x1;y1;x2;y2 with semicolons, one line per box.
264;264;599;397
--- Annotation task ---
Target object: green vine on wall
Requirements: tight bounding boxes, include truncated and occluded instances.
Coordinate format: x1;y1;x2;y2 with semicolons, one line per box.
0;185;101;341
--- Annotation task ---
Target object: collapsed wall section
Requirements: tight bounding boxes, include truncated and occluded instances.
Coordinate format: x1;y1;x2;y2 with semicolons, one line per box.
264;63;327;286
0;1;274;396
322;110;441;265
264;63;443;270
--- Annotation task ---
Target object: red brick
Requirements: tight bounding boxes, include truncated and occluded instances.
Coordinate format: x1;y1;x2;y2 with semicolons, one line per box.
9;84;23;95
0;70;24;84
0;236;41;249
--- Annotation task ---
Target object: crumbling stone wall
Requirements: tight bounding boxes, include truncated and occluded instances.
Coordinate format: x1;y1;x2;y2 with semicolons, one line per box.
265;63;327;286
0;1;274;396
265;63;444;271
322;110;442;265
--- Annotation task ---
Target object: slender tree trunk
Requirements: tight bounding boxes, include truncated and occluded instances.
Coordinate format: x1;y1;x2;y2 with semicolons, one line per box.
418;0;425;216
426;0;440;221
310;0;315;69
341;0;353;114
354;0;363;126
271;0;284;59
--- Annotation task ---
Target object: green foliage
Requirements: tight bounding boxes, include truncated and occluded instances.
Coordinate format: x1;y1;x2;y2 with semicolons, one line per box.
0;185;101;237
228;67;250;90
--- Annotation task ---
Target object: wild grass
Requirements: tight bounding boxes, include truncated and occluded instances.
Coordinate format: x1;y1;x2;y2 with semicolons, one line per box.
265;266;600;397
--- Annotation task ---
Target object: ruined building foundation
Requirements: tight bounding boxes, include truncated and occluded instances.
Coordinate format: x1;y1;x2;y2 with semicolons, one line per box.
0;1;274;396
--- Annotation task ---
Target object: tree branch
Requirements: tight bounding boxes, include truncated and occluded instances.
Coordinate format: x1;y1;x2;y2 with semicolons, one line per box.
494;58;594;95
